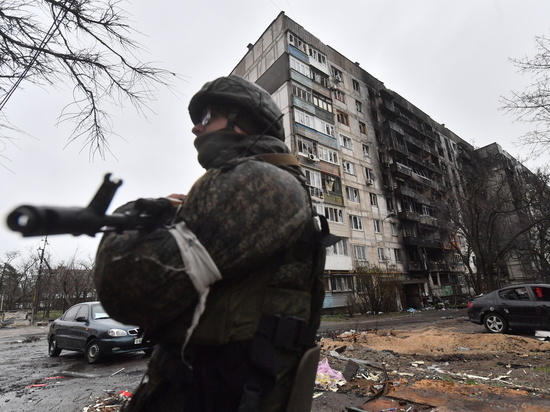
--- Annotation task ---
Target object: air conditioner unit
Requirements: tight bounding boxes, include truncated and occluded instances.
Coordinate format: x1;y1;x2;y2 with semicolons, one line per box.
308;154;319;162
366;179;374;185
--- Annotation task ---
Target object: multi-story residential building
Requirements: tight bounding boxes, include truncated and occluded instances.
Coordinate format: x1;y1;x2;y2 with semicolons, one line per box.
229;12;534;312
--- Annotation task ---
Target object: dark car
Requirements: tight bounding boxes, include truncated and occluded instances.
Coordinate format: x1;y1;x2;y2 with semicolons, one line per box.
467;283;550;333
47;301;154;363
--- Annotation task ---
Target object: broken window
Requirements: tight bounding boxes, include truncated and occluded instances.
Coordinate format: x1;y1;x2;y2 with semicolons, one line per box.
349;215;363;230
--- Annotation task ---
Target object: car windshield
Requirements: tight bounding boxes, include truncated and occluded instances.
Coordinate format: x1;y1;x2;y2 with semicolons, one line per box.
91;304;110;320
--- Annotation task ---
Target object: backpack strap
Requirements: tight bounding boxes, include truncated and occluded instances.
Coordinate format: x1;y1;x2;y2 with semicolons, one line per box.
255;153;300;167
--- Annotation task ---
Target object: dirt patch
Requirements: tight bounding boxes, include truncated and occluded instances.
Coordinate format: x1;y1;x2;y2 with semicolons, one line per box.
313;320;550;411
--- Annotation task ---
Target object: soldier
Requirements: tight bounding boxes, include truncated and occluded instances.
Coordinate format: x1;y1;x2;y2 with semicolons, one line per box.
94;75;336;411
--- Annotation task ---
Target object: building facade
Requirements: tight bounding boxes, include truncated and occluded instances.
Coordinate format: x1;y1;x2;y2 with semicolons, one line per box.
230;12;534;312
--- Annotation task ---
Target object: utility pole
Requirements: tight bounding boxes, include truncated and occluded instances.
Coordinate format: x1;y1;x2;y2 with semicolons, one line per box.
31;237;48;325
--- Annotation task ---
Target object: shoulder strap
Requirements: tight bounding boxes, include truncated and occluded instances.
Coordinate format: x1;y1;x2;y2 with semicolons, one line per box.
255;153;300;167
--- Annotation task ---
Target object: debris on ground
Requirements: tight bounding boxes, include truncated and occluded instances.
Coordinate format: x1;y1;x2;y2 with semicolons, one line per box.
0;317;15;328
312;326;550;411
81;390;132;412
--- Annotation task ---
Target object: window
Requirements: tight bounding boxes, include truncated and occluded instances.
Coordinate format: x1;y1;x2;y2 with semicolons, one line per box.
318;146;339;164
313;93;333;113
346;187;360;202
390;222;398;236
386;197;394;211
334;90;345;103
312;202;324;217
323;175;341;195
292;84;312;103
312;67;329;87
370;193;378;207
307;46;327;66
499;287;531;301
356;100;363;113
324;206;344;223
330;275;353;292
331;66;343;81
531;286;550;302
377;247;386;261
362;143;370;158
354;245;367;261
352;79;360;92
336;110;349;126
297;136;316;156
62;305;81;321
340;134;353;150
349;215;363;230
289;56;310;77
359;121;367;134
394;249;403;262
294;108;335;138
288;32;307;53
305;169;322;198
342;160;356;175
365;167;374;181
373;219;381;233
327;238;349;256
422;205;435;217
323;122;335;137
294;108;314;128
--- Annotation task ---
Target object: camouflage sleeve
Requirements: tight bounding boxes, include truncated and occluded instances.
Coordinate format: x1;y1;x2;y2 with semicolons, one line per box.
181;159;312;278
93;159;311;338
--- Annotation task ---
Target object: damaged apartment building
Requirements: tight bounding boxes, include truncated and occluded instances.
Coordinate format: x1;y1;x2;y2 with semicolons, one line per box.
230;12;533;312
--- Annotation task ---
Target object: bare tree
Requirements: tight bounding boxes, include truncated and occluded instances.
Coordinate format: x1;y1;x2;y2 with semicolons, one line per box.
512;167;550;283
352;264;400;315
0;0;175;158
451;149;549;293
501;34;550;158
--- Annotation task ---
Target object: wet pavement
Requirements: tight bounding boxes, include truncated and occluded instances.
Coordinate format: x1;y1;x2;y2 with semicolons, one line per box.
0;325;148;411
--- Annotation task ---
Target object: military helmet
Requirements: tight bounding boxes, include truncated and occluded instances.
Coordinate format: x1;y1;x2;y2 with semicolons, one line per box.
189;75;285;141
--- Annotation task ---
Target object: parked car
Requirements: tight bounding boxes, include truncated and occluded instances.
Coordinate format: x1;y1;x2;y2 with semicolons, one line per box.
467;283;550;333
47;301;154;363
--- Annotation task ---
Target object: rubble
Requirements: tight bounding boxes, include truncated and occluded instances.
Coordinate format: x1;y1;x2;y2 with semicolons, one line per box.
313;326;550;411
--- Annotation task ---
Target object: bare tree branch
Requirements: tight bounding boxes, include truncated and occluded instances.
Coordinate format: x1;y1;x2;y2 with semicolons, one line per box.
0;0;178;159
501;34;550;158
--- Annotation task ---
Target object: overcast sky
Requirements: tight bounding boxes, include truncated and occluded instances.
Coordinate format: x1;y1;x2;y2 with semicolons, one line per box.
2;0;550;265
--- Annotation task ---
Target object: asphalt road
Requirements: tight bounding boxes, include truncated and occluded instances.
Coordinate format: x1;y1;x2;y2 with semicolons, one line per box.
0;309;469;411
319;308;471;334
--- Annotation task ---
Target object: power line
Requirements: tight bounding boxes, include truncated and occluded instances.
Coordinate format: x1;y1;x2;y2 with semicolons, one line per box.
0;4;69;112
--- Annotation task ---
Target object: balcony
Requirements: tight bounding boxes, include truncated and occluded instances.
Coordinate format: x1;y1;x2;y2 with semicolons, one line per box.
398;211;440;227
403;236;443;249
427;261;451;271
390;162;412;178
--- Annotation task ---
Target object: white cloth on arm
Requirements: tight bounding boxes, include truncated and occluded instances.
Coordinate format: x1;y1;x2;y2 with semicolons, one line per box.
167;220;221;361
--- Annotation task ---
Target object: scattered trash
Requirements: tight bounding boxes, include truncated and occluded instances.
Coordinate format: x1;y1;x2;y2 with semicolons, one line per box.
316;358;346;391
60;371;99;379
535;330;550;341
457;346;470;351
81;390;132;411
25;383;47;388
406;308;416;313
110;368;125;377
342;360;360;381
0;317;15;328
339;330;356;338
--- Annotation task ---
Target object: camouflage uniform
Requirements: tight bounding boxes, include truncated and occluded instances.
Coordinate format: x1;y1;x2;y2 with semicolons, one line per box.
94;77;327;411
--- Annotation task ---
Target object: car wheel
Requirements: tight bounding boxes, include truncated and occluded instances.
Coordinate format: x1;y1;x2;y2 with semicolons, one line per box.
48;337;61;357
85;339;101;363
484;313;509;333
